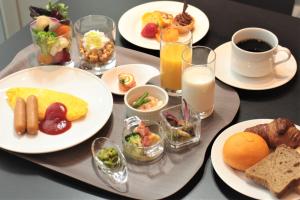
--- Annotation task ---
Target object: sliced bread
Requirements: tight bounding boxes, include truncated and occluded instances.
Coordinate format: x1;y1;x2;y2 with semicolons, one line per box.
245;145;300;197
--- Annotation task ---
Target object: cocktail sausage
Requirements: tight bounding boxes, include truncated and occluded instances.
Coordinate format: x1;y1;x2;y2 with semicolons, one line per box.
26;95;38;135
14;97;26;134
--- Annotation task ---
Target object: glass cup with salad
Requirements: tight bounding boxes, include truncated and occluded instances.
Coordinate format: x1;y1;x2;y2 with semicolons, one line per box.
29;2;72;65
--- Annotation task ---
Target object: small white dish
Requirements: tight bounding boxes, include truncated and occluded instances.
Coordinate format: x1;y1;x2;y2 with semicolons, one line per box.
214;42;297;90
118;1;209;50
124;85;169;121
211;119;300;200
101;64;159;95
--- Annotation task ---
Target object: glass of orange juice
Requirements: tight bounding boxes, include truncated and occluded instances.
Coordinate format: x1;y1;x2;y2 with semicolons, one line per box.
160;29;192;96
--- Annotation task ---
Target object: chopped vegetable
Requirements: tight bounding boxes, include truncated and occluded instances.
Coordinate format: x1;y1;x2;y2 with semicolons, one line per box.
132;92;150;108
125;132;142;146
97;147;120;169
33;31;58;55
30;2;69;23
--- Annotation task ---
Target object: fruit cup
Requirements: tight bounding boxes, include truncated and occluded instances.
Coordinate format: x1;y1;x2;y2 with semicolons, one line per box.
30;16;72;65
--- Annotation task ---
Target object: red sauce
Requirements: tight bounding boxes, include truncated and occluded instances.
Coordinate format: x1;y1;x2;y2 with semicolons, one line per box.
39;102;71;135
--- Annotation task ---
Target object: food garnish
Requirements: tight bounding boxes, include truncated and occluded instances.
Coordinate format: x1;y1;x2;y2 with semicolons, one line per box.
118;73;136;92
97;147;120;169
131;92;163;110
6;87;88;121
30;2;69;23
172;0;195;34
132;92;150;109
141;23;158;38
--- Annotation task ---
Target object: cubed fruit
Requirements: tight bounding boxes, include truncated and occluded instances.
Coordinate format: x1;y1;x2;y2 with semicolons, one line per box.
53;25;71;37
53;49;70;64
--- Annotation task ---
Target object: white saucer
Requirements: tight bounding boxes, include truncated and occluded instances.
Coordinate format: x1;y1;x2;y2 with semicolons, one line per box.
101;64;159;95
214;42;297;90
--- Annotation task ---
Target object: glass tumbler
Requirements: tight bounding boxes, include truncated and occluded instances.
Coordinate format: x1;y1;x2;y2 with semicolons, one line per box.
181;46;216;119
160;29;192;96
74;15;116;75
30;17;72;65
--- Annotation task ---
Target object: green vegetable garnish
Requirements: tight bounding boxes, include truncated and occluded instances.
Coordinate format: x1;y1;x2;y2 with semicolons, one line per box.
125;132;142;146
46;2;69;19
97;147;119;169
33;31;57;55
132;92;150;108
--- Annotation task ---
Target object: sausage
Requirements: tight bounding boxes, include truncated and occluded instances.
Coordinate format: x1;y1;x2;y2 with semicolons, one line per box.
14;97;26;134
26;95;39;135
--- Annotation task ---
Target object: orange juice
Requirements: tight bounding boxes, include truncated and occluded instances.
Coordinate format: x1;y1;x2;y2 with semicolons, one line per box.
160;43;190;91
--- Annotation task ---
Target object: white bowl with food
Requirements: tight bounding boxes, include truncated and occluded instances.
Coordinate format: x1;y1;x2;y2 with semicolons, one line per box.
124;85;169;121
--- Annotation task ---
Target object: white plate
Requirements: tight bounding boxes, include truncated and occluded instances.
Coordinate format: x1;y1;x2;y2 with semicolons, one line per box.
0;66;113;154
101;64;159;95
211;119;300;200
215;42;297;90
118;1;209;50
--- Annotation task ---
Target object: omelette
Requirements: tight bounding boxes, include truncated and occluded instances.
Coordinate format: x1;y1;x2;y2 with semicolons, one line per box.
6;87;88;121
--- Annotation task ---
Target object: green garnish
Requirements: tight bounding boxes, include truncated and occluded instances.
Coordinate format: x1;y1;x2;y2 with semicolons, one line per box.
46;2;69;19
125;132;142;146
132;92;150;108
33;31;57;55
97;147;119;169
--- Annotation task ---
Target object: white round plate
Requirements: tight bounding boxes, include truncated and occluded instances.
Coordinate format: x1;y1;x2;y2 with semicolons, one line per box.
211;119;300;200
0;66;113;154
215;42;297;90
101;64;159;95
118;1;209;50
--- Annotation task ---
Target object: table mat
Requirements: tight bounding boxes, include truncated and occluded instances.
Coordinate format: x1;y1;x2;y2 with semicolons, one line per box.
0;44;240;199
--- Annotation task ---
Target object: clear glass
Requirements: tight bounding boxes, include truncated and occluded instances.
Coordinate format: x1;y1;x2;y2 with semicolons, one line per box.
160;104;201;150
160;30;192;96
30;17;72;65
74;15;116;76
122;116;164;164
181;46;216;119
91;137;128;189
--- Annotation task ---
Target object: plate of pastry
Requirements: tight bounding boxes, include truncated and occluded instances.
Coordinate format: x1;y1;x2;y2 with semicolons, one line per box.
211;118;300;200
118;1;209;50
0;66;113;154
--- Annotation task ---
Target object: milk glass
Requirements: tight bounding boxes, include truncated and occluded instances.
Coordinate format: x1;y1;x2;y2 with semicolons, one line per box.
181;46;216;119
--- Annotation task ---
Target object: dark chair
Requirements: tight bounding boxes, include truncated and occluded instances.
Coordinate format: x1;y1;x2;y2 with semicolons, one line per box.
230;0;295;15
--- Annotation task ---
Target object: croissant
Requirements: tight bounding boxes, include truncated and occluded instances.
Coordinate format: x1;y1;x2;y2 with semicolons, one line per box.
245;118;300;149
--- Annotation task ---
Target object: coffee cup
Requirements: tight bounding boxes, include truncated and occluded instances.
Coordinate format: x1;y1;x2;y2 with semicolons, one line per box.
231;27;291;77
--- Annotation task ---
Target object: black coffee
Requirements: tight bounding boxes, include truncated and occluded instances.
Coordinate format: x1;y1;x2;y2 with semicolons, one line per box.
236;39;272;52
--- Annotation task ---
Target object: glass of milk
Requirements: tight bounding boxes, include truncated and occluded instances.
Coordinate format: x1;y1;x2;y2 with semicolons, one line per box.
181;46;216;119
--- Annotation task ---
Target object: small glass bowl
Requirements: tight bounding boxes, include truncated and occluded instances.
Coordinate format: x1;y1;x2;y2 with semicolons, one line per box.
122;116;164;164
160;104;201;150
91;137;128;184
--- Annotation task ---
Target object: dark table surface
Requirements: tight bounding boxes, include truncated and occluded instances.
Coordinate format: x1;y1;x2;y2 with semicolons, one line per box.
0;0;299;199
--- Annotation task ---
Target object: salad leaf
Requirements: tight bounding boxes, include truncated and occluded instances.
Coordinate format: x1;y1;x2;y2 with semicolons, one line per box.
46;2;69;20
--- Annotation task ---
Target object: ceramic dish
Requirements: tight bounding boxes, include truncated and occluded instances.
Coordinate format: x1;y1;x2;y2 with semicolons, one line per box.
0;66;113;153
101;64;159;95
118;1;209;50
214;42;297;90
124;85;169;121
211;119;300;200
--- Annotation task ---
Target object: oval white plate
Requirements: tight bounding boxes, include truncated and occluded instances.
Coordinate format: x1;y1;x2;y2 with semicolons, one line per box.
215;42;297;90
118;1;209;50
101;64;159;95
0;66;113;154
211;119;300;200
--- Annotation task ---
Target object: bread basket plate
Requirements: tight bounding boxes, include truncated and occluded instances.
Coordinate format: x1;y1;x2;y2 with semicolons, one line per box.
118;1;209;50
0;66;113;154
211;119;300;200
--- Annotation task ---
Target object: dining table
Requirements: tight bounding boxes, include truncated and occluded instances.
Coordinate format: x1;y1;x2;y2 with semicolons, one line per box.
0;0;299;199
